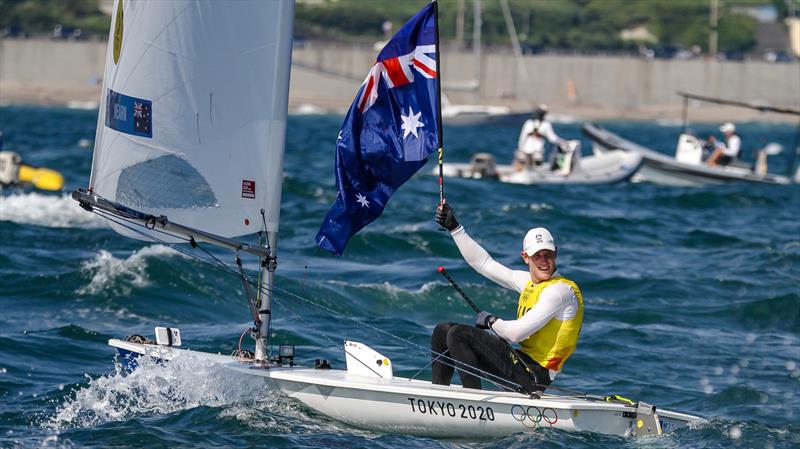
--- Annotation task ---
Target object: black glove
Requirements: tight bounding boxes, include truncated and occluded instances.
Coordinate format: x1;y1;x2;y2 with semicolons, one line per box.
435;202;460;231
475;311;496;329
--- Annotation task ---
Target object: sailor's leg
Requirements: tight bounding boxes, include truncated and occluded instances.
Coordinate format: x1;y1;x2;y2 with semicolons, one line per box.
431;322;457;385
446;324;514;390
706;148;721;166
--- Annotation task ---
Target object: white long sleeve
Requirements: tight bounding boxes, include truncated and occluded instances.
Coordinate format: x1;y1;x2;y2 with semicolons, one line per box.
491;281;578;342
537;120;563;146
450;226;530;292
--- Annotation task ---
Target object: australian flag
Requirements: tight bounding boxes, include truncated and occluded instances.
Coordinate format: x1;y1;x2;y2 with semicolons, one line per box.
316;3;440;256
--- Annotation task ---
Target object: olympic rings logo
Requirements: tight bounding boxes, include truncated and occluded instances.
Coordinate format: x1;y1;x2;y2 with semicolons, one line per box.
511;405;558;428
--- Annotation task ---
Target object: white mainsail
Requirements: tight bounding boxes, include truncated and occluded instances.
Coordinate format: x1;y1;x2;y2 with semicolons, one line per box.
90;0;294;239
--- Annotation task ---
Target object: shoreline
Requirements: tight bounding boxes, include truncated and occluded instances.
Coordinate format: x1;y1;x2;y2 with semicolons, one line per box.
1;81;797;124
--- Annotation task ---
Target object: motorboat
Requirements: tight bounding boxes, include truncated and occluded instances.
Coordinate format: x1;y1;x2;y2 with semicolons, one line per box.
583;123;795;186
582;91;799;186
437;140;643;185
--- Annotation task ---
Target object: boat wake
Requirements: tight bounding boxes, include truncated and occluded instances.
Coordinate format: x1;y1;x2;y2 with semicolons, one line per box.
0;192;106;229
45;354;267;431
77;245;186;296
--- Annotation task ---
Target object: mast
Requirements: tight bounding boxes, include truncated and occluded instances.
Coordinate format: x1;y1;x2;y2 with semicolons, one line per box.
499;0;530;87
472;0;481;95
255;228;278;362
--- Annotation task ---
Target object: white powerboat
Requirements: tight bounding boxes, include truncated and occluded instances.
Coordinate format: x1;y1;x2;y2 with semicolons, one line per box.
583;123;794;186
582;91;800;186
437;141;643;185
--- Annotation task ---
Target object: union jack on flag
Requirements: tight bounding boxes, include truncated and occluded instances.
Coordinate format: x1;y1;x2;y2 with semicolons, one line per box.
316;2;440;256
358;44;437;112
133;102;144;118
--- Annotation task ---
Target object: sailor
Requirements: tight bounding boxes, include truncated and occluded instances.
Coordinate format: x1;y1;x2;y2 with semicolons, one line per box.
705;122;741;167
0;141;64;191
514;104;565;171
432;203;583;393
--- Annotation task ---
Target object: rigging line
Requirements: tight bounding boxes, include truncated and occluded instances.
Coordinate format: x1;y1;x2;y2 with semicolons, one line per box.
91;206;273;294
91;209;243;281
88;201;238;277
268;294;338;347
408;348;446;381
293;342;341;359
256;282;526;393
263;272;514;388
90;208;340;352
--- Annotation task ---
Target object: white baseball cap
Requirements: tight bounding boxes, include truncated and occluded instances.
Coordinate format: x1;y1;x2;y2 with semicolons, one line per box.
719;122;736;133
523;227;556;256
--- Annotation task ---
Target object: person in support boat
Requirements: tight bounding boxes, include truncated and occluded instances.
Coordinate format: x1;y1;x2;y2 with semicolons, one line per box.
705;122;741;167
431;203;583;393
514;104;566;171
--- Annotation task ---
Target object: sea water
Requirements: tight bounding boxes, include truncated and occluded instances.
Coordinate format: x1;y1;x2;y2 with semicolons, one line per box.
0;105;798;448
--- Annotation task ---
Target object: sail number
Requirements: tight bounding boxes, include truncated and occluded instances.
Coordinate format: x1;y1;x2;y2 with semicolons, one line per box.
113;103;127;121
407;397;495;421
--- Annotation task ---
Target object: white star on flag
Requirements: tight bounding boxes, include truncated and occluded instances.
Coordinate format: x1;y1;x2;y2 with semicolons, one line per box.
337;130;343;141
400;106;425;139
356;192;370;208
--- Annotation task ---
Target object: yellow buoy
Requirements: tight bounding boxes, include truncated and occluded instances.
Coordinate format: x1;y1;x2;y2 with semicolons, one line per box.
18;165;64;191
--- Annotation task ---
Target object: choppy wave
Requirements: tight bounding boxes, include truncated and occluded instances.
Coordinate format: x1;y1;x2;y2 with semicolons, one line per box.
45;354;266;430
0;192;106;229
77;245;185;296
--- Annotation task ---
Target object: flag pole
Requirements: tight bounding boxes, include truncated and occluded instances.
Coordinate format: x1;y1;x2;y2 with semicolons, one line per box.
433;0;445;205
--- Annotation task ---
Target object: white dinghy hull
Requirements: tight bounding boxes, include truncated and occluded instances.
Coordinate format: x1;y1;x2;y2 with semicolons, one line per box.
437;150;642;185
110;339;702;438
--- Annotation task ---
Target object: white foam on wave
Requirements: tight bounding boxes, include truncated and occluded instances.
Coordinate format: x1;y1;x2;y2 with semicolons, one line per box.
326;280;441;298
0;192;106;229
45;353;267;430
77;245;184;296
500;202;552;213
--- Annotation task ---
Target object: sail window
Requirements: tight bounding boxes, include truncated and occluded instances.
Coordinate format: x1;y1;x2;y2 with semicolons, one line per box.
116;155;217;209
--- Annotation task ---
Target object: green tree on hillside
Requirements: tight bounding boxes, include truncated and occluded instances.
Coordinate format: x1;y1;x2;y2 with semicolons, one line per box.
0;0;764;53
0;0;109;37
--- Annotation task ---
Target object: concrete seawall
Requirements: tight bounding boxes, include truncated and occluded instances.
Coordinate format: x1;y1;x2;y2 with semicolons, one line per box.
1;38;798;122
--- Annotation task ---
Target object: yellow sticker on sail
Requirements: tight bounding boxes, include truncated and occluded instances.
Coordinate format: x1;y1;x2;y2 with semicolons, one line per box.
113;0;124;64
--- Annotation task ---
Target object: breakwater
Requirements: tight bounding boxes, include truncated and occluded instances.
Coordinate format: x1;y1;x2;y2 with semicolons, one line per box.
1;38;798;120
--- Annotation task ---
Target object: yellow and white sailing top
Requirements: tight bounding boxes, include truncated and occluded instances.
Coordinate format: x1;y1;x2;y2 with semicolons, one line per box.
450;226;583;377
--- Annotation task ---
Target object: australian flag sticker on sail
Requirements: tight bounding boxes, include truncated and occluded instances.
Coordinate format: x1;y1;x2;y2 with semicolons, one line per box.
106;89;152;138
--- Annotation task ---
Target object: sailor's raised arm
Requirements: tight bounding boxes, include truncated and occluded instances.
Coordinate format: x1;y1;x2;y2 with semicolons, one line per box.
435;203;526;292
540;121;564;146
